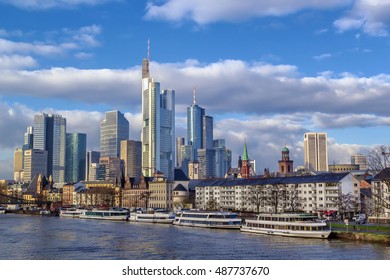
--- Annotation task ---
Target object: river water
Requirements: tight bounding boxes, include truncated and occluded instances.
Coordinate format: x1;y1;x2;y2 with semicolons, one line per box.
1;214;389;260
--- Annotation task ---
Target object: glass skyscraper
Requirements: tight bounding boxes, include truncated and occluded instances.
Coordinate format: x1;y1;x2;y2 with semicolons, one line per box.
86;151;100;181
33;113;66;183
65;133;87;182
141;47;175;179
100;110;129;158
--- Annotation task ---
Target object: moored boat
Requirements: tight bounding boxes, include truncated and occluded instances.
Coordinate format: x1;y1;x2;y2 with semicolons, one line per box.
79;208;129;221
173;210;242;229
129;210;175;224
0;206;6;214
240;213;331;239
59;207;86;218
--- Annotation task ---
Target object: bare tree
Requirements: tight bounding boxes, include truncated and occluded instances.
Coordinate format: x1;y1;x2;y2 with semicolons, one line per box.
247;185;266;213
205;196;219;210
265;184;287;213
140;190;153;209
285;184;302;212
333;193;359;219
367;146;390;220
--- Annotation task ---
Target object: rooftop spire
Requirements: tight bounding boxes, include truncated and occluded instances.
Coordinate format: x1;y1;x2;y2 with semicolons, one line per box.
142;39;150;79
242;140;249;161
193;86;196;105
147;38;150;61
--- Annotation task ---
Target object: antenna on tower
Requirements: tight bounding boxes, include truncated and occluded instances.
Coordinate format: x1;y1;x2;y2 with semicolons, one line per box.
147;38;150;61
193;86;196;105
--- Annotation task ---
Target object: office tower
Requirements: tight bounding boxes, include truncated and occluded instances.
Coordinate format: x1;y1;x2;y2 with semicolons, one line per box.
65;133;87;182
141;42;175;179
213;139;231;178
197;149;215;179
88;163;106;181
86;151;100;181
187;87;205;152
13;148;23;182
188;161;199;180
120;140;142;178
180;144;193;176
304;132;328;172
351;154;368;170
176;137;185;167
33;113;66;183
23;126;34;149
202;115;213;149
100;110;129;158
23;149;48;182
99;157;121;183
160;89;175;179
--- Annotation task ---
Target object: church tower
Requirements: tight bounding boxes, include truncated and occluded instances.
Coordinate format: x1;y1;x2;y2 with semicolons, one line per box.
240;141;251;179
278;146;294;175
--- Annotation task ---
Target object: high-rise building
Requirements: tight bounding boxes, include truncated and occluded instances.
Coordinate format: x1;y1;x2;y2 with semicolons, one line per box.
13;148;23;182
86;151;100;181
160;89;175;179
33;113;66;183
197;149;215;179
88;163;105;181
141;42;175;179
176;137;185;167
120;140;142;178
351;154;368;170
23;149;48;182
99;157;121;183
65;133;87;182
187;87;205;152
202;115;213;149
180;144;193;176
23;126;34;149
100;110;129;158
304;132;328;172
213;139;231;178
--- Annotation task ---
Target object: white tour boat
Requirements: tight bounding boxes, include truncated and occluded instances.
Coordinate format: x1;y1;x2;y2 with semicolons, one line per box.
129;210;175;224
79;208;129;221
240;213;331;239
59;208;86;218
173;210;242;229
0;206;6;214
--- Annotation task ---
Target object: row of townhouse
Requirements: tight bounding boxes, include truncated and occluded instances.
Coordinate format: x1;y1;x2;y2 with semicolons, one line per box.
192;173;360;217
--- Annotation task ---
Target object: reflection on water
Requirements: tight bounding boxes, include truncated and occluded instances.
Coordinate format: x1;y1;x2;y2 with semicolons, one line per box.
1;214;389;260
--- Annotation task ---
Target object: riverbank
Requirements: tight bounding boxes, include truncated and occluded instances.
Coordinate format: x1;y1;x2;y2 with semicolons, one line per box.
329;221;390;244
331;231;390;244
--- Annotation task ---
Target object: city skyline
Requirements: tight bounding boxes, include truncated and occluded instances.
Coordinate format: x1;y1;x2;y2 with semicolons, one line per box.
2;1;390;179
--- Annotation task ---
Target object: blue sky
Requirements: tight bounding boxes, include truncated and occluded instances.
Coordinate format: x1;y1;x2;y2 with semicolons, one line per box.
1;0;390;179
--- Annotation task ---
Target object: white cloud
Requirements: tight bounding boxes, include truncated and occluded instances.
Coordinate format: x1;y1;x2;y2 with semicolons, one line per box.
0;25;101;63
145;0;352;24
313;53;332;60
334;0;390;36
0;0;116;9
2;59;390;118
0;55;37;69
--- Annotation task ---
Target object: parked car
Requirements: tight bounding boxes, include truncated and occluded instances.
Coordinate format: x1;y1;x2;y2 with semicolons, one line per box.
352;214;366;224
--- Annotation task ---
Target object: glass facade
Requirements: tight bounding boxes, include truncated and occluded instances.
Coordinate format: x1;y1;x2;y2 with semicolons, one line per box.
100;110;129;158
65;133;87;182
33;113;66;183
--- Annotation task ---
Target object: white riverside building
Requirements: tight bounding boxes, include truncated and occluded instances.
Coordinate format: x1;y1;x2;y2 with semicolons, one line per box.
191;173;360;215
